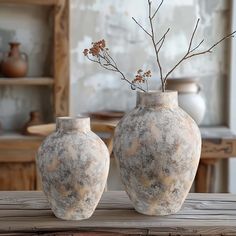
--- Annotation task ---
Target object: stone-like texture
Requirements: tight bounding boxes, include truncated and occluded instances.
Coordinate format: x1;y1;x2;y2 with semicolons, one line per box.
113;91;201;215
37;117;110;220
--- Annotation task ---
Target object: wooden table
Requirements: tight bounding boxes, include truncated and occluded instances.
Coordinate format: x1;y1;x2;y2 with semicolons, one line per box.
0;191;236;236
197;127;236;193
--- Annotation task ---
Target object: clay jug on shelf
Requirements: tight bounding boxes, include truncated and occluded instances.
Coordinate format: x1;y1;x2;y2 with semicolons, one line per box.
22;111;44;135
1;42;28;78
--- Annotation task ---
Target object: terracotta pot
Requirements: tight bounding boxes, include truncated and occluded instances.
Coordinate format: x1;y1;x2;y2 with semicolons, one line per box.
166;78;206;124
113;91;201;215
37;117;110;220
1;42;28;78
22;111;44;135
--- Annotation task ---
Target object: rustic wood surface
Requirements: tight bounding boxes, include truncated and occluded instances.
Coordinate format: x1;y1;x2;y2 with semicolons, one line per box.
0;78;54;86
54;0;70;117
0;191;235;236
0;0;57;5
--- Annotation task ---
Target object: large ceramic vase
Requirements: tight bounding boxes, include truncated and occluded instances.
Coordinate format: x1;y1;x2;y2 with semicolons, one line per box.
37;117;110;220
166;78;206;124
113;91;201;215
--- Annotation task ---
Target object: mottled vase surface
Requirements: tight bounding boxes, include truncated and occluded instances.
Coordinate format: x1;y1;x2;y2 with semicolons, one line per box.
113;91;201;215
37;117;110;220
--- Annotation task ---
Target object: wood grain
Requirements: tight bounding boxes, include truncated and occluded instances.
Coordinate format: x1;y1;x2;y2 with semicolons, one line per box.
54;0;70;117
0;0;57;5
0;191;236;235
0;163;36;190
0;78;54;86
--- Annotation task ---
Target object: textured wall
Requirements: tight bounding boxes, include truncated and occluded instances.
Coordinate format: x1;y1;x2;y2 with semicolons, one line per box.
0;4;53;131
70;0;230;126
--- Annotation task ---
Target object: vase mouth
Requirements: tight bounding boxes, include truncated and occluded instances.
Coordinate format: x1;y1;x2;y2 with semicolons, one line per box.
56;116;90;132
136;90;178;108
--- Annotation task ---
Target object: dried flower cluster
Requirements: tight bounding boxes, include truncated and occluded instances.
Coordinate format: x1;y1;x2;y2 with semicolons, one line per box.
132;69;152;91
83;40;149;92
84;0;236;93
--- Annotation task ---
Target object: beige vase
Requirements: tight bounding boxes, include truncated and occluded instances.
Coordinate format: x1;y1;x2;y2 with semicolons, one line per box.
166;78;206;124
37;117;110;220
113;91;201;215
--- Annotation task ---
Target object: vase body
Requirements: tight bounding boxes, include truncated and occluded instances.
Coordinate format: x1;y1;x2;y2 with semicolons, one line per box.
113;91;201;215
1;42;28;78
37;117;110;220
166;78;206;124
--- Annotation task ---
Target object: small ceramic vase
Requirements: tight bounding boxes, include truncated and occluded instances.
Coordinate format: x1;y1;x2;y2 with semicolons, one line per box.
1;42;28;78
113;91;201;216
37;117;110;220
22;111;44;135
166;78;206;124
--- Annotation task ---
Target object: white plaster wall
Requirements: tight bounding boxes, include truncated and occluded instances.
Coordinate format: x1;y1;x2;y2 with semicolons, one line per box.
0;4;53;131
70;0;230;126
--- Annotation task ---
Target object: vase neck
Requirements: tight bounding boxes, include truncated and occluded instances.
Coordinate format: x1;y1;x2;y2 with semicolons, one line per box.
56;117;90;132
9;42;20;57
136;91;178;108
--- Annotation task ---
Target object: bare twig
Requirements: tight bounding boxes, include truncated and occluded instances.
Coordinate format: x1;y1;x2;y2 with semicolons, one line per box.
189;39;204;53
155;28;170;47
132;17;152;38
151;0;164;19
164;19;236;83
187;18;200;53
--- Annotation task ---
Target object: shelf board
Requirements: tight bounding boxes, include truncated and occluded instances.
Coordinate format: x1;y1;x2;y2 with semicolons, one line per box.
0;77;54;86
0;131;43;141
0;0;57;5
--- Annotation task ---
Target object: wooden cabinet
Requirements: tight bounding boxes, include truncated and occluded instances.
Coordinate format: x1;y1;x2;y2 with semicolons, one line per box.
0;0;69;190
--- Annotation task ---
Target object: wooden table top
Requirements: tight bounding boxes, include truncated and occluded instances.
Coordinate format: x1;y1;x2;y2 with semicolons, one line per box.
0;191;236;235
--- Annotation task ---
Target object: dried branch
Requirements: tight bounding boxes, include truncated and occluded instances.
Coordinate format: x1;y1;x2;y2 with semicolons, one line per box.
164;19;236;84
187;18;200;53
189;39;204;53
151;0;164;19
132;17;152;38
133;0;169;91
155;28;170;47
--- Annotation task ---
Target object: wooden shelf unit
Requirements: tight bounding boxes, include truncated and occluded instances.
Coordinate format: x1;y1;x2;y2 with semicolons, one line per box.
0;77;54;86
0;0;70;190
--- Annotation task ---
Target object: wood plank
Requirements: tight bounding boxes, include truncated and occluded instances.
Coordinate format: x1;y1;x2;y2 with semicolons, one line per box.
54;0;70;116
0;191;236;235
0;163;36;190
200;126;236;140
0;0;57;5
0;78;54;86
0;150;36;162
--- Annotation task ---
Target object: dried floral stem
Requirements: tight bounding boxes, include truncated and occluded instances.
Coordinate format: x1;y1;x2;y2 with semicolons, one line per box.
87;53;146;92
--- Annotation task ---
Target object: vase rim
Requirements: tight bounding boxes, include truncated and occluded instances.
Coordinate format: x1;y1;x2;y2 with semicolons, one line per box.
137;90;177;94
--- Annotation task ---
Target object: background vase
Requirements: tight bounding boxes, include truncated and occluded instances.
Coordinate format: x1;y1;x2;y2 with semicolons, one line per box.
113;91;201;215
166;78;206;125
37;117;110;220
1;42;28;78
22;111;44;135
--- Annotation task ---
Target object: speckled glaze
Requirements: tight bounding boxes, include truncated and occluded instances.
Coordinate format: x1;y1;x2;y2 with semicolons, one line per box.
113;91;201;216
37;117;110;220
